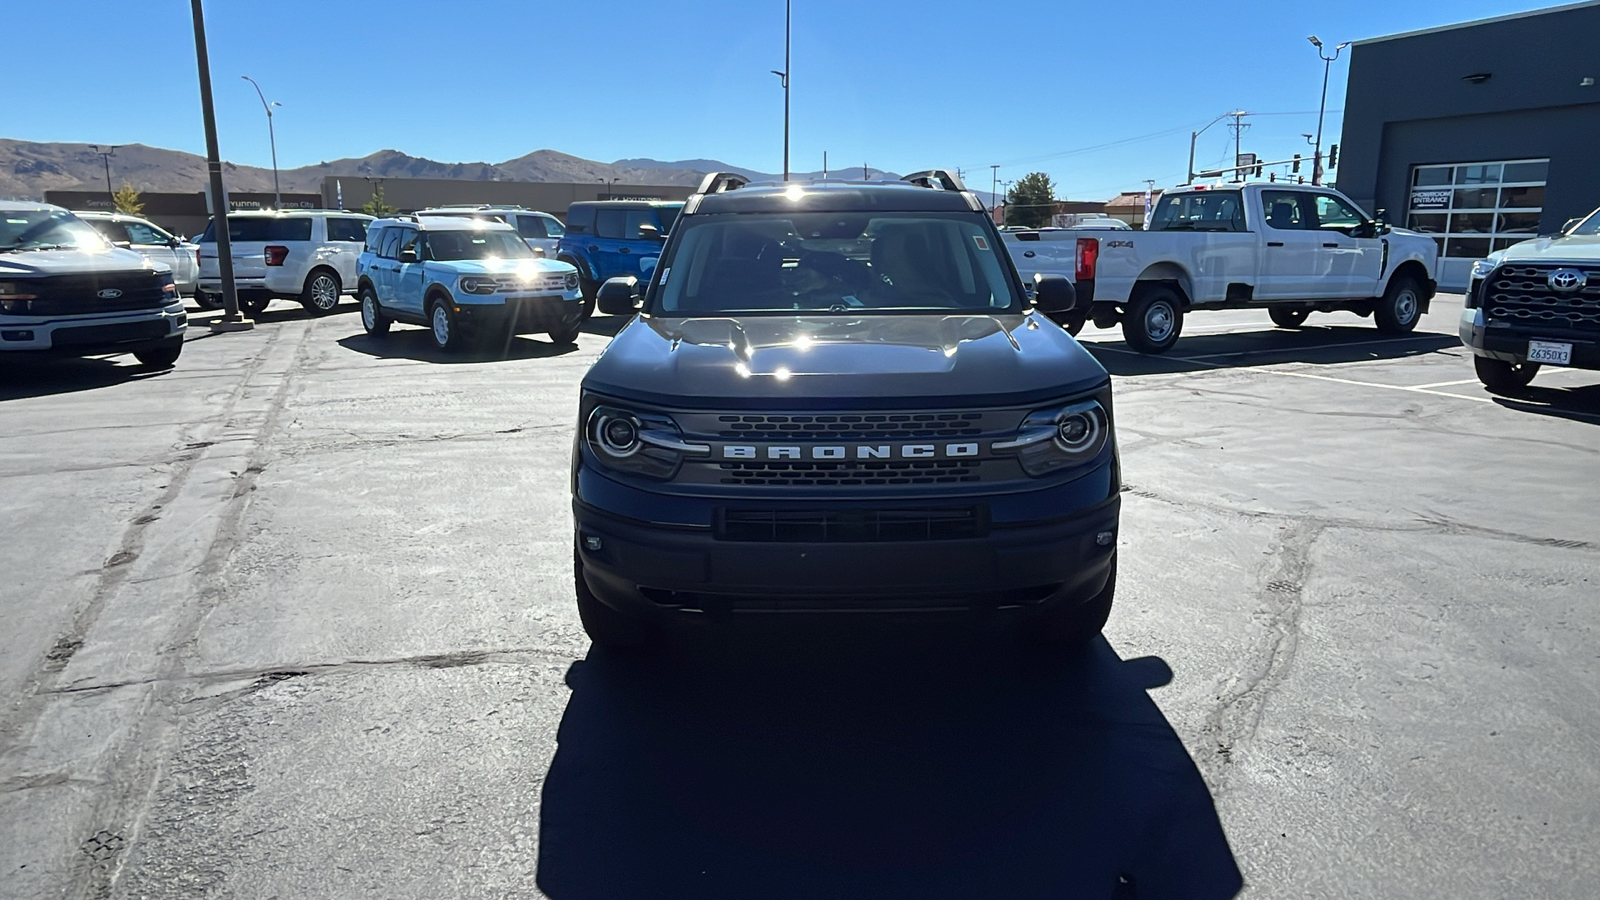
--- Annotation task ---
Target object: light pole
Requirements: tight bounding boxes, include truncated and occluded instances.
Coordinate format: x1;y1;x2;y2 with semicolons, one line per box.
89;145;118;201
1308;36;1349;187
190;0;250;330
241;75;281;208
1187;110;1247;184
769;0;790;181
598;178;618;199
990;164;1000;214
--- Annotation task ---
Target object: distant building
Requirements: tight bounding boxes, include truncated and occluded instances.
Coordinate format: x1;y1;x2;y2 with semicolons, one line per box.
1104;190;1162;228
1337;1;1600;290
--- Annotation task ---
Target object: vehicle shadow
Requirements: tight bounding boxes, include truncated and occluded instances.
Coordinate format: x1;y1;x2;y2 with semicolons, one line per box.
1491;380;1600;425
0;354;168;402
580;314;629;338
537;628;1242;900
336;328;581;364
1080;325;1460;376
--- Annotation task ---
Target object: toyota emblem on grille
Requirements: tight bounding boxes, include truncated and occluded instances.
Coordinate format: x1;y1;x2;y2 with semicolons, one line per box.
1548;269;1587;292
96;288;123;299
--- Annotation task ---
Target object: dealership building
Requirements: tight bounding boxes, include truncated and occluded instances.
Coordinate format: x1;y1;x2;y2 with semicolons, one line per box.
1336;0;1600;290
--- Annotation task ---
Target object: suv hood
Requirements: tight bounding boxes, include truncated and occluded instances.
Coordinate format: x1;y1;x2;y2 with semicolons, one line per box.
584;313;1109;409
438;257;575;276
0;246;166;277
1496;234;1600;263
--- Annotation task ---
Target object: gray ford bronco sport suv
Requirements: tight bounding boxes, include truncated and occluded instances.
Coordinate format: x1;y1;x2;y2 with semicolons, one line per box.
571;171;1119;647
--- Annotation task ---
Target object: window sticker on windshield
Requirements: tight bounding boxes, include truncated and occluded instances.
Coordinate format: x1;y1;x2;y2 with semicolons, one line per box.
840;295;864;307
973;236;990;251
659;267;671;284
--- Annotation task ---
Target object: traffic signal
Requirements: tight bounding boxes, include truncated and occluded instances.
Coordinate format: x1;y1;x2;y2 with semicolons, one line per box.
1254;163;1263;177
1292;154;1302;173
1328;144;1339;168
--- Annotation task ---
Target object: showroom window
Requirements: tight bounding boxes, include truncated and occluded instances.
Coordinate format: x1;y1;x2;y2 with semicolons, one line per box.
1406;159;1549;260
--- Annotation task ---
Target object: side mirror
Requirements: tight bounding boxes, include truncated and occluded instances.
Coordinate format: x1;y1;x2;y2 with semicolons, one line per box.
168;237;182;248
1031;273;1078;315
398;247;419;263
597;275;642;315
636;222;661;241
113;240;133;249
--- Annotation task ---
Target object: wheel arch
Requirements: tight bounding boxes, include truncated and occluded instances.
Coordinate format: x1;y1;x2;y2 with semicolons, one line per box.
557;252;594;282
1385;259;1434;310
304;264;342;292
1133;262;1194;308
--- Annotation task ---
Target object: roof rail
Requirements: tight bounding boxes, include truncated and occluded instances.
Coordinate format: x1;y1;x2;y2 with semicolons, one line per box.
901;170;968;192
695;172;750;195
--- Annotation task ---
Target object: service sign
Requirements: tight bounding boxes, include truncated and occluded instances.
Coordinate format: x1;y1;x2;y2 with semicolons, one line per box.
1410;189;1451;210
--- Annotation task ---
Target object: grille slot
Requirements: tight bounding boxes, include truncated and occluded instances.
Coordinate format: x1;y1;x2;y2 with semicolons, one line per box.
1485;265;1600;333
719;459;981;486
717;412;984;441
719;507;984;542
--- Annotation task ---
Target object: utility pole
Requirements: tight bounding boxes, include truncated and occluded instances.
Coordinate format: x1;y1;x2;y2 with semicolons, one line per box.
990;164;1000;213
822;151;828;179
89;145;117;200
190;0;250;330
241;75;281;208
1227;111;1251;183
863;162;868;180
1188;111;1245;185
1308;36;1350;187
769;0;791;181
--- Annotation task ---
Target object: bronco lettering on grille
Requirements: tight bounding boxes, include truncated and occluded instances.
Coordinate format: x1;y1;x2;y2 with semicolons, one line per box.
719;443;983;460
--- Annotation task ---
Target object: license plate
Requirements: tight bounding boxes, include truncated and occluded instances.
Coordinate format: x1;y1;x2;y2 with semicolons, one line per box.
1527;340;1572;365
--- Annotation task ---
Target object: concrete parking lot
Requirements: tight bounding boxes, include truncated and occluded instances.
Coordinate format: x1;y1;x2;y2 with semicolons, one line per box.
2;294;1597;899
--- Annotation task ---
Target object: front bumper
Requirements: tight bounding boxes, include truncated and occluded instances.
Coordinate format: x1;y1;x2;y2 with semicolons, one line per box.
574;463;1120;623
1459;307;1600;369
457;290;584;330
0;303;187;355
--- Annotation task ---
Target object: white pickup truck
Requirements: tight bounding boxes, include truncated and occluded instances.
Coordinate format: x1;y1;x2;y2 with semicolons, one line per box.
1003;182;1440;353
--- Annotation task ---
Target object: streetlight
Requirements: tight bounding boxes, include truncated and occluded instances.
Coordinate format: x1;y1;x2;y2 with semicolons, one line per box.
1308;36;1350;187
598;178;618;199
990;164;1000;214
769;0;791;181
189;0;250;330
89;145;118;200
1186;110;1247;185
241;75;281;208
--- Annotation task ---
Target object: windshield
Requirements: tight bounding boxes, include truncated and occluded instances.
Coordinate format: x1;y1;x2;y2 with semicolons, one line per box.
0;210;109;252
650;212;1020;316
1569;208;1600;236
655;203;682;234
426;229;535;261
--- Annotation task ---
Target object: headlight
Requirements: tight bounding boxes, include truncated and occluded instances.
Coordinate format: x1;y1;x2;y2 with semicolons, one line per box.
458;276;498;295
585;403;709;480
996;399;1110;476
0;281;38;313
565;272;580;290
1470;258;1497;281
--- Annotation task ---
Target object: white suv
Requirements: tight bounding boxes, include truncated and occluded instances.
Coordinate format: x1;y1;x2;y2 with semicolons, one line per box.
415;206;564;257
196;210;373;316
75;211;200;297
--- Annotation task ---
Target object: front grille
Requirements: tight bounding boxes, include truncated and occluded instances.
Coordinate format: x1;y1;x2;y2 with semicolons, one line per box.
1485;264;1600;333
718;459;981;486
716;412;985;441
19;272;171;316
496;274;571;294
51;319;168;347
719;507;983;542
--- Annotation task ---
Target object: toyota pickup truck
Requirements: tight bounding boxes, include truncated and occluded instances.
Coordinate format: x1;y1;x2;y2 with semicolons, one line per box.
1002;182;1439;353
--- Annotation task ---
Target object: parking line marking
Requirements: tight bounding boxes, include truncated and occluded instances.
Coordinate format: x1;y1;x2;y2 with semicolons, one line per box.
1412;378;1480;389
1086;344;1495;403
1183;335;1450;360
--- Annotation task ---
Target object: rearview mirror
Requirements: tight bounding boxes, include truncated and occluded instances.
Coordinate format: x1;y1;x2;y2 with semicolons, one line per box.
1031;273;1078;315
398;247;418;263
636;222;661;241
597;275;642;315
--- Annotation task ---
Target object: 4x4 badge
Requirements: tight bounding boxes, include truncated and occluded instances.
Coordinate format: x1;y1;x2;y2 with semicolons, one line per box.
1548;268;1587;292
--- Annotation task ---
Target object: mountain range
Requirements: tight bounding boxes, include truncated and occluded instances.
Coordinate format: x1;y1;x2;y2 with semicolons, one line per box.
0;139;900;200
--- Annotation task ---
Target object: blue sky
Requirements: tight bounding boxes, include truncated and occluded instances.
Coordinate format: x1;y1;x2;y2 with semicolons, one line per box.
0;0;1564;199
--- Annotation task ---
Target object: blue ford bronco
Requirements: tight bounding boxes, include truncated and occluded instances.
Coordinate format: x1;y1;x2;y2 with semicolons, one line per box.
357;215;582;351
556;200;684;305
570;171;1119;647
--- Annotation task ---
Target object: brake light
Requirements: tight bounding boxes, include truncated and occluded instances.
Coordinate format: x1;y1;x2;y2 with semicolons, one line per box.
264;245;289;266
1075;237;1099;282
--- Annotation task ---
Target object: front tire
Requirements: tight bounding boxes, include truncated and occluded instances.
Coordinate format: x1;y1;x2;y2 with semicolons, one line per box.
1474;355;1539;394
240;294;272;316
1376;275;1422;334
1269;306;1310;328
192;291;222;311
359;286;390;336
575;548;650;648
133;337;183;369
301;269;342;317
1122;286;1184;354
547;305;585;344
428;296;467;353
1030;558;1116;646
